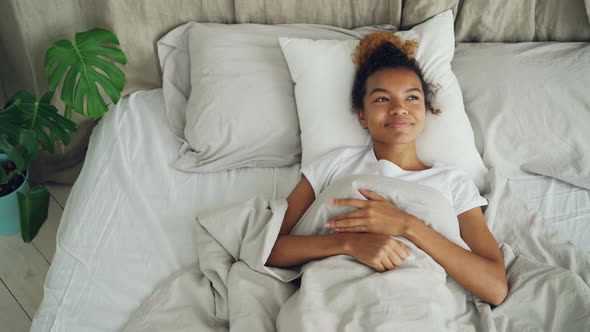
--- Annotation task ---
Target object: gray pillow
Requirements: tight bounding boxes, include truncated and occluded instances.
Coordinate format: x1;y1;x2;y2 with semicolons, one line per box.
452;43;590;189
158;22;396;172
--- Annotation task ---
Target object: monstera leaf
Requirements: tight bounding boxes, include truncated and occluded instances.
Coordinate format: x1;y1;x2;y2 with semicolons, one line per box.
0;102;35;173
0;90;77;183
0;128;36;184
45;28;127;119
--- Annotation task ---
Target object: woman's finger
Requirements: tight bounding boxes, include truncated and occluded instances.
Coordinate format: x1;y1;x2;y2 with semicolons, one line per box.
400;241;412;256
329;209;367;223
392;240;411;258
327;218;367;229
386;253;401;268
381;256;395;270
358;189;387;201
334;225;368;232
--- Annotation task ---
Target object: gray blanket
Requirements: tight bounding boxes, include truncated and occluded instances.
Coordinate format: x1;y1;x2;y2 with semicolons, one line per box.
123;173;590;331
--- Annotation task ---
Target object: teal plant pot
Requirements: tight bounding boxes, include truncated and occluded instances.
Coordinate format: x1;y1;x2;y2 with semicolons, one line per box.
0;154;27;235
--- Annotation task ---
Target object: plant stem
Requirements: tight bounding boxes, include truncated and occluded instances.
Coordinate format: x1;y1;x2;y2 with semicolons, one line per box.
65;105;72;120
30;101;39;129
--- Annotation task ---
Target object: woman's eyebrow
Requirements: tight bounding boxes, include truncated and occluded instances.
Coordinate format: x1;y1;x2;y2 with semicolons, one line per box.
369;88;389;95
369;87;423;95
405;88;423;94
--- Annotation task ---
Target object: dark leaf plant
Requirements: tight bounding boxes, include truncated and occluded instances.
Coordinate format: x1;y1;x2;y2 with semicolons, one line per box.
0;28;126;242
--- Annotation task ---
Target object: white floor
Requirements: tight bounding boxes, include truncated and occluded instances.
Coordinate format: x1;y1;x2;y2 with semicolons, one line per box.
0;184;71;332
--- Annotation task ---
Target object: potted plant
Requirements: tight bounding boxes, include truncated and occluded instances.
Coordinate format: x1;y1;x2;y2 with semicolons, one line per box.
0;28;127;242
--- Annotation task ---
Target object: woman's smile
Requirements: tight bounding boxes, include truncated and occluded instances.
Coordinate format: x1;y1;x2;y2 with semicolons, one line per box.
385;120;414;129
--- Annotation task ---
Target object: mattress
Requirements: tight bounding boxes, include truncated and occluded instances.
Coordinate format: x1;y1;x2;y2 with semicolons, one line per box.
31;89;301;331
31;89;590;331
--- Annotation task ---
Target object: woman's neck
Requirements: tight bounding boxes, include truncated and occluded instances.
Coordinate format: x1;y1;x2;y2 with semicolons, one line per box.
372;142;428;171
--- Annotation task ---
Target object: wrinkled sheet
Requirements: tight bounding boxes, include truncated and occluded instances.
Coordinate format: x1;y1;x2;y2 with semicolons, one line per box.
507;175;590;254
123;173;590;331
30;89;302;332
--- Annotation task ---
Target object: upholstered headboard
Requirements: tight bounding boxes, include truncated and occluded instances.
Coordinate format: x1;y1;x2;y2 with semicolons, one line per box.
1;0;589;183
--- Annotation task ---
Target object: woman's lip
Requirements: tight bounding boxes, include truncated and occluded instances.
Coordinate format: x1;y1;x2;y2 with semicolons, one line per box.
385;122;413;128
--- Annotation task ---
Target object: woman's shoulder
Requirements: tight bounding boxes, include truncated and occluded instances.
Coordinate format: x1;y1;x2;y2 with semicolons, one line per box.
303;146;367;172
428;162;474;183
335;145;371;157
302;146;372;196
319;146;370;164
304;146;370;176
430;161;462;172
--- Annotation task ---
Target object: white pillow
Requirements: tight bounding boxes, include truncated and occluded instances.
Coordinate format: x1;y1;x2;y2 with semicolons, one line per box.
452;42;590;190
279;10;487;191
165;23;389;172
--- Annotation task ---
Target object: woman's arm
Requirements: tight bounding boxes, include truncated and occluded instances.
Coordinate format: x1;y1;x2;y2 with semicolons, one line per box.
404;207;508;306
328;189;508;305
265;177;409;269
277;176;316;236
267;176;346;268
266;232;410;270
265;233;349;268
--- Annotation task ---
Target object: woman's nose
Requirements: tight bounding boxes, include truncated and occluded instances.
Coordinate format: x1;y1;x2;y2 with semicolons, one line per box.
388;104;408;115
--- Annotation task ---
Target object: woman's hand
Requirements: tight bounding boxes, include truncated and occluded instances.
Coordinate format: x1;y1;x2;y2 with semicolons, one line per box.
342;232;411;272
326;189;415;237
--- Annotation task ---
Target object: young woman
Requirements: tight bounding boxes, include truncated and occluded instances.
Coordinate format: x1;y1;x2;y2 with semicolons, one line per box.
265;32;508;306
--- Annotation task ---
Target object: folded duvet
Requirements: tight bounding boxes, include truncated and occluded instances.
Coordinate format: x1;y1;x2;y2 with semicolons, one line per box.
123;174;590;331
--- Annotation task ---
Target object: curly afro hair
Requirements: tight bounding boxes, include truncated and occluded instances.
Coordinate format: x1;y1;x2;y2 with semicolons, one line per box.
351;31;440;114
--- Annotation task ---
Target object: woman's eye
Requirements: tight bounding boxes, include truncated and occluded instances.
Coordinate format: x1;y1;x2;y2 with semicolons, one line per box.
375;97;389;102
407;95;420;101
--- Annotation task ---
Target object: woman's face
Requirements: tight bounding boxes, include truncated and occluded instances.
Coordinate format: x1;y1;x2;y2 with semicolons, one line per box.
358;67;426;146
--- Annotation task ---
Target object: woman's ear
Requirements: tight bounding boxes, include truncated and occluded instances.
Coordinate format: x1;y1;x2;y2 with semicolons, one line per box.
357;108;367;129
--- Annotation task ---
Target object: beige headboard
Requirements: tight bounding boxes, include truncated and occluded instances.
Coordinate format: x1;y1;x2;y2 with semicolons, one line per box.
1;0;589;184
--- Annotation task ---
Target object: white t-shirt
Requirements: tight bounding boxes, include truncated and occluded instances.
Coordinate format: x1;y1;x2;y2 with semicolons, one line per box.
301;146;487;216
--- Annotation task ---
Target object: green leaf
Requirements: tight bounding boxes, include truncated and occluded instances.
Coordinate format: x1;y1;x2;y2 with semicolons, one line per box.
0;90;77;176
17;184;50;243
45;28;127;119
5;90;35;106
0;135;26;170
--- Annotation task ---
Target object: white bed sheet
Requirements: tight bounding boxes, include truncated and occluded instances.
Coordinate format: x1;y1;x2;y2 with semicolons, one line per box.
31;89;301;331
31;89;590;331
507;175;590;253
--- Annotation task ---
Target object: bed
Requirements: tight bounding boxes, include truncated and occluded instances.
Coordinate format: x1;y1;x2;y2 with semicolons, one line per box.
30;87;590;331
27;2;590;331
